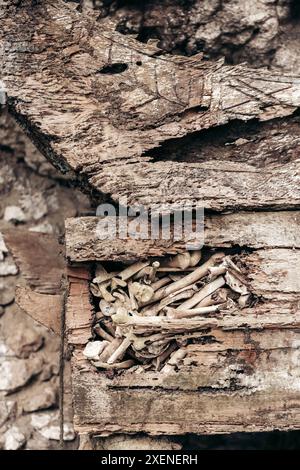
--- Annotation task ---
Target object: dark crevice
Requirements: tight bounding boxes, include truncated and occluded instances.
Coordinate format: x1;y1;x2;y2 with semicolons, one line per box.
107;384;248;393
178;430;300;450
97;63;128;74
0;144;14;154
290;0;300;22
142;113;300;168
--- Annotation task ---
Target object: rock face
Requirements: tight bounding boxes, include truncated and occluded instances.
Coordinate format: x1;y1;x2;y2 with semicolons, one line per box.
0;112;89;450
22;383;57;413
3;426;26;450
85;0;298;69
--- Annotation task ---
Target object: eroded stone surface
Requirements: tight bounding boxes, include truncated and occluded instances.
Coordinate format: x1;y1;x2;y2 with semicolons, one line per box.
3;425;26;450
0;112;88;449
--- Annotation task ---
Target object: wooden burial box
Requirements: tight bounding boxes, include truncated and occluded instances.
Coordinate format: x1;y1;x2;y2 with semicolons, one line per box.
65;213;300;436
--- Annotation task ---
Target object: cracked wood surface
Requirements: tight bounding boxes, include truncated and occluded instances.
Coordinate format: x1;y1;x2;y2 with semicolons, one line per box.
65;211;300;262
1;0;300;212
3;230;65;334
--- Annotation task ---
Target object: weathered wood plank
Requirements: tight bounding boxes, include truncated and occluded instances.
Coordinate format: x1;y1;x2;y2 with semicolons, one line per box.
3;230;64;295
3;230;65;334
73;362;300;436
66;267;93;346
205;211;300;249
65;212;300;262
243;249;300;295
1;1;300;212
16;286;62;335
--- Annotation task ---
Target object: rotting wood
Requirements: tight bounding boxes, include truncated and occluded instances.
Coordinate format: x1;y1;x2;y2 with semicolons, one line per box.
15;286;62;336
3;230;64;295
72;347;300;436
65;211;300;262
1;1;300;213
66;266;93;346
3;230;65;335
65;238;300;435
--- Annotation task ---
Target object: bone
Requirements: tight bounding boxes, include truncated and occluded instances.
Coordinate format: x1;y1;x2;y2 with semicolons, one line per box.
144;252;225;306
161;349;187;374
127;280;139;310
113;290;132;310
118;261;150;281
157;267;194;272
197;287;229;307
189;250;202;267
107;335;132;364
238;293;251;308
100;317;116;337
131;332;169;351
225;271;248;295
208;265;226;280
98;338;123;362
142;253;225;305
115;315;219;333
86;251;253;373
93;324;115;342
160;252;191;270
178;276;225;310
111;277;127;290
130;282;154;304
154;287;198;315
153;342;178;371
224;257;242;273
134;261;160;283
92;359;135;370
83;341;109;360
97;281;115;302
99;299;115;317
151;276;172;291
165;304;222;319
147;340;171;357
134;266;153;280
93;264;112;284
168;274;185;281
94;310;105;322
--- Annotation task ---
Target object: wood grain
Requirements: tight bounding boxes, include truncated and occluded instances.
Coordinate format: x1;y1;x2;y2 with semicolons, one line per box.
65;212;300;262
1;1;300;213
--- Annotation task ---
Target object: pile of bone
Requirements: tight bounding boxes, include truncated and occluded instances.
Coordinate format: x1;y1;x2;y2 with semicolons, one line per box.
83;251;251;373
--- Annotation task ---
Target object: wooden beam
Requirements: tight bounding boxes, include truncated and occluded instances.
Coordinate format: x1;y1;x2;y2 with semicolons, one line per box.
1;1;300;212
65;212;300;262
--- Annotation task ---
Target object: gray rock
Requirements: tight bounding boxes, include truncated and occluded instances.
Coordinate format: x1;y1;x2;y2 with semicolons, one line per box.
20;193;48;221
3;206;27;224
39;423;75;441
3;426;26;450
23;383;57;412
0;357;43;393
0;280;15;306
0;233;8;261
0;260;18;276
31;411;75;441
0;399;16;427
29;222;54;234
